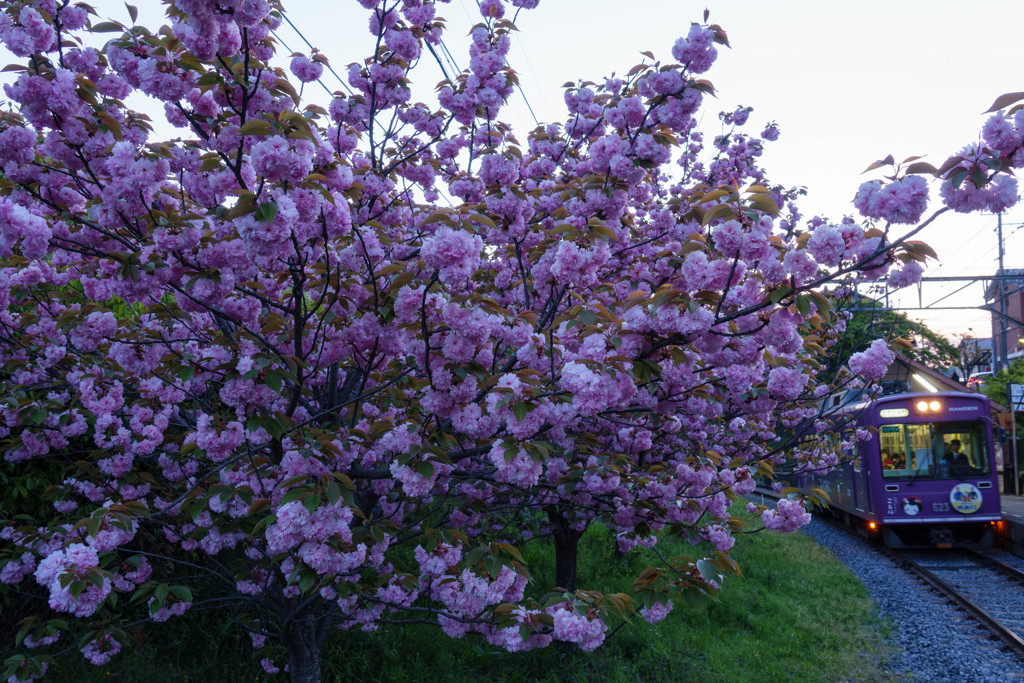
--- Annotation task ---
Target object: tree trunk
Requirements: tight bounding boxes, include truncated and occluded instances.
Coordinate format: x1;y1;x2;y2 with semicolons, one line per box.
548;510;585;592
285;612;324;683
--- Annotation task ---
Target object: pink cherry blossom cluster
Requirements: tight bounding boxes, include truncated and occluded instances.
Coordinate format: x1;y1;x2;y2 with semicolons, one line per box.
848;339;896;382
33;544;110;618
0;0;973;675
761;498;812;533
549;603;608;651
854;176;930;225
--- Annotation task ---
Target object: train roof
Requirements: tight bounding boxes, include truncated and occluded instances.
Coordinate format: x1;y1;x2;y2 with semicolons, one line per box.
822;389;990;418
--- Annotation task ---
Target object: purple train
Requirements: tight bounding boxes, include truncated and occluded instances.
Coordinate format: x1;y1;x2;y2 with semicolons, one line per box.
807;391;1002;547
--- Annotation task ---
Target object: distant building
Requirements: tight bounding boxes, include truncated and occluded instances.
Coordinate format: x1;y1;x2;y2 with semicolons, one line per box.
984;268;1024;372
881;353;972;396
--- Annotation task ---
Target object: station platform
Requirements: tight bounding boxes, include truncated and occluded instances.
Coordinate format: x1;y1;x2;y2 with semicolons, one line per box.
997;491;1024;556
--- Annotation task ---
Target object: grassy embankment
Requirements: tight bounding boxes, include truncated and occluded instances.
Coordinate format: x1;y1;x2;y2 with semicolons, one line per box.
46;518;898;682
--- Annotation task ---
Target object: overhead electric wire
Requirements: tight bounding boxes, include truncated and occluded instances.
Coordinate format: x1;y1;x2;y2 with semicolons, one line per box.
269;29;337;100
438;38;462;76
424;41;452;82
276;13;355;97
924;280;977;308
461;0;539;127
272;9;460;211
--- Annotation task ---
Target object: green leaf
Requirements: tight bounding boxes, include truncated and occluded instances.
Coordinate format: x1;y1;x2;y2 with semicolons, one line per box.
951;169;970;190
280;487;305;505
983;157;1003;172
264;371;282;393
415;459;435;479
770;286;792;305
464;545;486;567
302;493;322;514
265;415;285;440
795;294;811;317
326;480;340;505
701;203;735;226
238;119;275;136
86;568;106;588
130;583;154;604
578;309;597;325
420;211;454;226
177;365;195;382
511;402;530;423
169;585;193;602
255;202;279;223
90;21;124;33
86;514;103;539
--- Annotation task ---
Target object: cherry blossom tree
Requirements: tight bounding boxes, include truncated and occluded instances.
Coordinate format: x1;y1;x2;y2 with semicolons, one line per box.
0;0;1017;681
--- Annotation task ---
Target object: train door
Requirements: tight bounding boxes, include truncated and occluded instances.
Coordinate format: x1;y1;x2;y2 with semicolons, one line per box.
853;442;873;513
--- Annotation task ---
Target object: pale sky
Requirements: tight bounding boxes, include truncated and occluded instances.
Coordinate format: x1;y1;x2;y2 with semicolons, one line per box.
275;0;1024;342
11;1;1024;341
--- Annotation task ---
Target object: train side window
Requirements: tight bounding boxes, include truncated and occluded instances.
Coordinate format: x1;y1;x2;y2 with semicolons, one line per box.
878;424;910;478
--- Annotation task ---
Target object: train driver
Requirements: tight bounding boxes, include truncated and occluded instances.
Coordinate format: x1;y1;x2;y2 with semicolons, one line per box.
944;439;969;471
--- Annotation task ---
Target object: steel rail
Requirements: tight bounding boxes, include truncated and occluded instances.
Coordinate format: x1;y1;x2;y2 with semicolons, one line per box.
882;546;1024;659
965;547;1024;584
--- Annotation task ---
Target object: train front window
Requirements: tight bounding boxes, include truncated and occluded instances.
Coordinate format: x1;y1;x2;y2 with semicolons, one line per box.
878;421;990;480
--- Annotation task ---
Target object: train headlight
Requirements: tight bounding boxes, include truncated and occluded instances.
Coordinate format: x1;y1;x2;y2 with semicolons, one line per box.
914;400;943;413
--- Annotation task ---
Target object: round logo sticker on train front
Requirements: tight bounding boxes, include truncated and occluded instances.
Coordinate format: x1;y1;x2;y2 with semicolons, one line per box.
901;496;923;515
949;483;983;514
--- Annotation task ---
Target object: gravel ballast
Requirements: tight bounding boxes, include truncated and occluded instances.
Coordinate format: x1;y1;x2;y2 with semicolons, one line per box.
801;518;1024;682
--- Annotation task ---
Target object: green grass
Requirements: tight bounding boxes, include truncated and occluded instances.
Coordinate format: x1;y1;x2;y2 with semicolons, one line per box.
40;520;899;683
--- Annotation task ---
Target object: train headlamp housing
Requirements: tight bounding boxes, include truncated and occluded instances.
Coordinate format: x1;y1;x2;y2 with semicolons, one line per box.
914;399;943;413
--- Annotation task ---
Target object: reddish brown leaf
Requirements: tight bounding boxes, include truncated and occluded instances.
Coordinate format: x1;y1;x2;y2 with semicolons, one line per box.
935;155;965;177
905;161;938;175
983;91;1024;114
861;154;894;174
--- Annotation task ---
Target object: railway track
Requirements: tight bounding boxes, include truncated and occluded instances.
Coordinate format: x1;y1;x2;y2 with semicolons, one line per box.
881;545;1024;659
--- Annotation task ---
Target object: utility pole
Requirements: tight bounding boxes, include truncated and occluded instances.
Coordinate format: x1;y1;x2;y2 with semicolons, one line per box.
999;212;1008;373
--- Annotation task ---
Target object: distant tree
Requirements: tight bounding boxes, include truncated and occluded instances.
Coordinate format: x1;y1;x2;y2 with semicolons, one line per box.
821;294;958;379
982;358;1024;407
953;333;992;382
